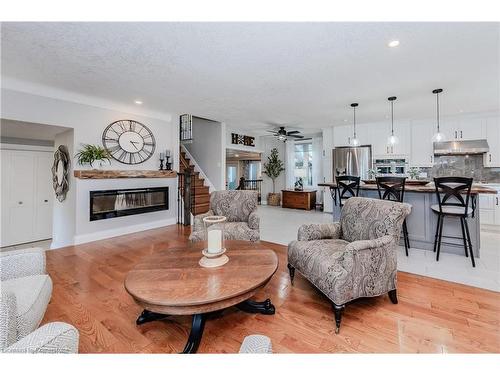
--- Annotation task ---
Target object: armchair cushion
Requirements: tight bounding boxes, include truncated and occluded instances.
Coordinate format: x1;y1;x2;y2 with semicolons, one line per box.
297;223;341;241
340;197;411;243
239;335;272;353
248;211;259;230
192;209;214;234
1;275;52;341
0;248;46;281
210;190;258;222
4;322;79;354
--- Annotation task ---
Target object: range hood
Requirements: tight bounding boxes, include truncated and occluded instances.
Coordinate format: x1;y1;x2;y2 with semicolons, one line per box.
433;139;489;155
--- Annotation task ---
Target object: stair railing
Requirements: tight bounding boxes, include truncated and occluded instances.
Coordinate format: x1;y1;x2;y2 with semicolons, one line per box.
236;178;263;204
177;168;196;226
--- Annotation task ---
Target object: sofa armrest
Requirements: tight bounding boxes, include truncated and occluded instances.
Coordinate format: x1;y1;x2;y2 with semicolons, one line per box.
0;248;46;281
345;235;394;252
192;210;214;233
239;335;272;353
4;322;79;354
248;211;259;230
0;291;17;351
297;223;341;241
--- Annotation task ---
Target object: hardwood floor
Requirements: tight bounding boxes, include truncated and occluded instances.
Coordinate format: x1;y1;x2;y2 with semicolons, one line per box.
42;225;500;353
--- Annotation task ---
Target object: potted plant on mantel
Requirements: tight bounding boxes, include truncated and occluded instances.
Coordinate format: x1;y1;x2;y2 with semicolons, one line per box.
75;144;111;169
262;148;285;206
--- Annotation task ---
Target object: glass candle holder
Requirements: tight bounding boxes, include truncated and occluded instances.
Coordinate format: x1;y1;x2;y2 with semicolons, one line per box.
202;216;226;254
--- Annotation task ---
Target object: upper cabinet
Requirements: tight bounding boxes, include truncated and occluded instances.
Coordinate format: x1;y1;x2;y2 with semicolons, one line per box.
333;124;353;147
410;120;435;167
368;121;410;157
484;116;500;167
441;117;486;141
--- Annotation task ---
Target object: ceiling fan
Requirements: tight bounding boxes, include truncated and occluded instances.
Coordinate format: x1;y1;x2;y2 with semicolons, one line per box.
266;126;304;142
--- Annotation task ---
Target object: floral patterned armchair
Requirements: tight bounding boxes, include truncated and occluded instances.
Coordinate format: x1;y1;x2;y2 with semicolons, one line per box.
287;197;411;333
189;190;260;242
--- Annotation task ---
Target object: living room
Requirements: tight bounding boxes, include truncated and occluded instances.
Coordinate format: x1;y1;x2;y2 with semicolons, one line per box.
1;1;499;374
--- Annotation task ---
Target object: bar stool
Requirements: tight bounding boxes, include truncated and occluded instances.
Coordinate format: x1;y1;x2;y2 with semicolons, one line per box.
432;177;475;267
336;176;360;208
376;176;410;256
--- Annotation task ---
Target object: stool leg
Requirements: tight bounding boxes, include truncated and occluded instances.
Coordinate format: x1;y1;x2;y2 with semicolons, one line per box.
433;215;441;253
402;220;409;256
460;217;469;258
436;215;444;262
464;218;476;268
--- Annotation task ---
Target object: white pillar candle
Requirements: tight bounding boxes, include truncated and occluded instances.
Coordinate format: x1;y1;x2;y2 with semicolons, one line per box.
207;229;222;254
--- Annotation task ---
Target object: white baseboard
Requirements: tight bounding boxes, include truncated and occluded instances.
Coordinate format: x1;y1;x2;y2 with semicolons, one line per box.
72;217;177;246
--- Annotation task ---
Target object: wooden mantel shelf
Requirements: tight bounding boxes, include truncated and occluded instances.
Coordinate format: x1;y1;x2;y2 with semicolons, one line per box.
74;170;177;179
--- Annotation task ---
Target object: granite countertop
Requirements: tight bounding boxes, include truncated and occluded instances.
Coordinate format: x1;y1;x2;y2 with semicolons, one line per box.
317;182;497;195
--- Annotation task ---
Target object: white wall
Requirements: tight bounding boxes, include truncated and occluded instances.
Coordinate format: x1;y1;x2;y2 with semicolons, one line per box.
1;88;178;247
184;117;224;190
51;129;76;248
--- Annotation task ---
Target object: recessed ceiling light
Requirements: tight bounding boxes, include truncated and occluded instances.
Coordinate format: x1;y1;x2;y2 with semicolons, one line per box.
388;40;400;48
234;154;239;157
459;109;464;113
134;100;143;105
343;119;348;122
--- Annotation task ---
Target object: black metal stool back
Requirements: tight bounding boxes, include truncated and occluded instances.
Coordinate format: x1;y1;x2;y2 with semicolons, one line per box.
376;176;410;256
336;175;360;207
434;177;473;216
433;177;475;267
376;176;406;203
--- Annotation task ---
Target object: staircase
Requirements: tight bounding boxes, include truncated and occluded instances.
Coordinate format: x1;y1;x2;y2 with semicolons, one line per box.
179;150;210;215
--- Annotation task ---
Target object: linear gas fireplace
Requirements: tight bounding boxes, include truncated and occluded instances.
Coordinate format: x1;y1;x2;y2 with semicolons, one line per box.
90;187;169;221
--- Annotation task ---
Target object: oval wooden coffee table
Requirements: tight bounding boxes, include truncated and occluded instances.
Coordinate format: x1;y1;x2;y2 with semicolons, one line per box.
125;240;278;353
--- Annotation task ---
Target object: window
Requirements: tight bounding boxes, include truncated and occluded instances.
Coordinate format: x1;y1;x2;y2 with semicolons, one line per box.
294;142;313;186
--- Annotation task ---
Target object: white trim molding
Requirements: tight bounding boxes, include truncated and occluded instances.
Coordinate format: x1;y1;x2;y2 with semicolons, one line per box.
181;144;216;192
69;217;177;247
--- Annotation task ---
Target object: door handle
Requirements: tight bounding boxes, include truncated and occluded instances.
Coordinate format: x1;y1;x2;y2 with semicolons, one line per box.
460;130;463;138
454;130;457;139
496;197;499;206
18;201;23;205
489;154;492;162
44;199;48;203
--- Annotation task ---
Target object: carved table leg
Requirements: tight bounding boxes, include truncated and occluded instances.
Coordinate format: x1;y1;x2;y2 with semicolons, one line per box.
136;309;169;325
181;314;206;354
237;298;275;315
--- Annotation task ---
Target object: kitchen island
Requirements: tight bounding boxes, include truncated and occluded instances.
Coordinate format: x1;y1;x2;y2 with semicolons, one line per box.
318;182;497;257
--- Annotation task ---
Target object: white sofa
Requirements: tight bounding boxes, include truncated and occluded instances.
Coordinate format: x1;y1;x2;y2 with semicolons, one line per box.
0;248;79;353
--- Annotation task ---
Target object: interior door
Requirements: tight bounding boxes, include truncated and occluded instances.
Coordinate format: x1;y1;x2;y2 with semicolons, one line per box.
1;150;36;246
34;152;53;240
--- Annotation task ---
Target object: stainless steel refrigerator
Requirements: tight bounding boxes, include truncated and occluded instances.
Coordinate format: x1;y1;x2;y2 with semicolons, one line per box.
332;146;372;180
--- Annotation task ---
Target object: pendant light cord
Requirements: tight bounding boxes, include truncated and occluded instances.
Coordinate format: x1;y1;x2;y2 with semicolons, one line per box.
353;106;357;138
391;100;394;136
436;91;440;133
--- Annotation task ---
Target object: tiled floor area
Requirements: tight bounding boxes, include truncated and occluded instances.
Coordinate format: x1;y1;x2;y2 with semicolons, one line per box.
258;205;500;292
0;238;52;252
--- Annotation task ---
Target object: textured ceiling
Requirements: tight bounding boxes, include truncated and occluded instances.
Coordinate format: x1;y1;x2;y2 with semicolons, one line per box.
1;22;499;133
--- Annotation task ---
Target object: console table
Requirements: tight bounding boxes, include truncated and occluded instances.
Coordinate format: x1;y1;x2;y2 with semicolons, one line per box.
281;189;317;210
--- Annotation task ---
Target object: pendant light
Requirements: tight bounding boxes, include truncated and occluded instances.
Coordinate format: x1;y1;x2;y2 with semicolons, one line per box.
431;88;445;143
387;96;399;145
350;103;359;146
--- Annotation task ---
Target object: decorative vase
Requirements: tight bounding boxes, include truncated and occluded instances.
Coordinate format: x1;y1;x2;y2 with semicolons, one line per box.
267;193;281;206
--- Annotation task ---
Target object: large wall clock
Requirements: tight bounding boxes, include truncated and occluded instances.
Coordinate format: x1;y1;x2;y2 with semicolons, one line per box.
102;120;156;165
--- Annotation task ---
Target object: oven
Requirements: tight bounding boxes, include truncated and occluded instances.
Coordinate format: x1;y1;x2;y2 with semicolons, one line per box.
374;158;407;176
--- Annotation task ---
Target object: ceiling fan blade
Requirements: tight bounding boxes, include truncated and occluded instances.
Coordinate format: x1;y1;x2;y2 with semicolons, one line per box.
266;130;278;134
286;131;300;135
288;134;304;138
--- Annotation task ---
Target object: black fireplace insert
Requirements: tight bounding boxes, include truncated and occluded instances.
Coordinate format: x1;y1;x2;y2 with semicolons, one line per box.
90;187;169;221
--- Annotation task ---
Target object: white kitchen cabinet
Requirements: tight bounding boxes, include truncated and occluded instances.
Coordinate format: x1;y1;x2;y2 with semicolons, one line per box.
410;120;435;167
369;121;410;157
333;125;352;147
479;192;500;226
1;149;53;247
441;117;486;141
483;116;500;167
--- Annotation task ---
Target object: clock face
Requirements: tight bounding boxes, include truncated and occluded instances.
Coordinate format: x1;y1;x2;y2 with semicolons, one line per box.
102;120;156;165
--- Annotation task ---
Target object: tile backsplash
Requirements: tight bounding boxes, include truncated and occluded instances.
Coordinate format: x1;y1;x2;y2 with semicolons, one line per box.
421;154;500;183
